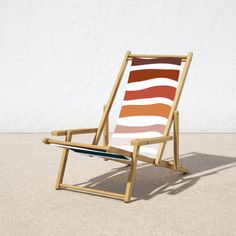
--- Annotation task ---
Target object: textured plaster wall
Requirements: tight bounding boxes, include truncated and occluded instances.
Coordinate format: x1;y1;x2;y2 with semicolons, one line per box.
0;0;236;132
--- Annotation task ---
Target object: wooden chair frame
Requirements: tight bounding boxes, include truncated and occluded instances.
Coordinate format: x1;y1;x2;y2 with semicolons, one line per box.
43;51;193;203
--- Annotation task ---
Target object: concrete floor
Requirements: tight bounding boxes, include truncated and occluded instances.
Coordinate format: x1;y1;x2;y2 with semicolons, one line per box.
0;133;236;236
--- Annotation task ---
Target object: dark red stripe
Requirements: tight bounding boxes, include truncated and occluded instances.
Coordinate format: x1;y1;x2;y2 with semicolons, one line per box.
128;69;180;83
132;57;182;66
124;86;176;101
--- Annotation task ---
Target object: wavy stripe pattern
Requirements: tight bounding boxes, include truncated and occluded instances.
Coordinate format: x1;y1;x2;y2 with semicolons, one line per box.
124;86;176;101
120;104;171;118
128;69;180;83
114;124;166;134
126;78;178;91
122;97;173;106
112;131;162;139
116;116;168;126
109;57;182;158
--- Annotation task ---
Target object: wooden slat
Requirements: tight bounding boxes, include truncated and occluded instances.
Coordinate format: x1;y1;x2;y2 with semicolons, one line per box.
93;51;131;145
173;111;179;170
108;146;133;158
55;131;72;189
43;138;108;151
129;54;187;61
131;136;172;146
103;105;109;162
103;105;109;146
129;58;186;62
155;52;193;165
51;128;97;136
106;158;130;165
158;160;188;174
138;154;155;164
124;145;139;203
60;183;125;199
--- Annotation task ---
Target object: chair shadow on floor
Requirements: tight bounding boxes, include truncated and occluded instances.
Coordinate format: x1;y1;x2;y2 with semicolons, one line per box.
73;152;236;202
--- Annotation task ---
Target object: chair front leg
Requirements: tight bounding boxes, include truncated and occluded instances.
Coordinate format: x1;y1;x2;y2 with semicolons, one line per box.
124;145;140;203
55;131;72;189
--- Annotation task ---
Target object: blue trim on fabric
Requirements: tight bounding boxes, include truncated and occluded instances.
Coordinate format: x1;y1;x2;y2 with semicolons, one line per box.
69;147;130;161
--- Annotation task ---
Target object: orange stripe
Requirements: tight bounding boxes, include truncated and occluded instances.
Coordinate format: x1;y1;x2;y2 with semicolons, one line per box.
119;104;171;118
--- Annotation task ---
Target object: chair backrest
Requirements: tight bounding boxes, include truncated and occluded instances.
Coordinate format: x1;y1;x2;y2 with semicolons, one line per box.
93;52;192;158
109;55;189;157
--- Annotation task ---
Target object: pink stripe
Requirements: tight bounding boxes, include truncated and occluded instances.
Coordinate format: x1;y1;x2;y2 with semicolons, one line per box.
114;124;165;134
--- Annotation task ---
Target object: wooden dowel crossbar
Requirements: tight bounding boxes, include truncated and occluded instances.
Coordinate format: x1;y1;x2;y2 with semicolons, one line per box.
51;128;97;136
103;105;109;146
60;183;125;199
128;58;186;62
128;54;187;61
43;138;109;151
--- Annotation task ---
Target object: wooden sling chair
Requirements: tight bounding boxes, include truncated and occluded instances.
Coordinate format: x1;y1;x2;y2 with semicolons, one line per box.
43;51;193;203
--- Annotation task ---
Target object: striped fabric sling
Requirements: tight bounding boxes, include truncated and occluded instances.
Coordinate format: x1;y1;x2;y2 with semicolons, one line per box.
109;57;182;158
42;52;193;202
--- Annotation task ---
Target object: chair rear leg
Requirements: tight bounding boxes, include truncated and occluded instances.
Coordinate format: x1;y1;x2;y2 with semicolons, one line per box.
124;146;139;203
173;111;179;170
158;111;188;174
103;105;109;162
55;131;72;189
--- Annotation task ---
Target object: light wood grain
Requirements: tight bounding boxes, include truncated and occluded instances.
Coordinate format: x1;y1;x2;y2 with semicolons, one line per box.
43;138;108;151
124;145;140;203
55;131;72;189
131;136;172;146
60;183;125;199
173;111;179;170
51;128;97;136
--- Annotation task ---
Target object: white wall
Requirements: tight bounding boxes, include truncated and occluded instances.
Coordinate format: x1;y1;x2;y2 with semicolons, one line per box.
0;0;236;132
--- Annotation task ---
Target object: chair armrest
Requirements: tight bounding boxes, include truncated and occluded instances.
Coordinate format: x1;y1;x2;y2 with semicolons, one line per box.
51;128;98;136
130;136;173;146
42;138;108;151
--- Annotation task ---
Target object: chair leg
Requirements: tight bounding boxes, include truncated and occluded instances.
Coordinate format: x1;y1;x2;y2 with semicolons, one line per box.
124;146;139;203
157;111;188;174
103;105;109;162
55;131;72;189
173;111;179;171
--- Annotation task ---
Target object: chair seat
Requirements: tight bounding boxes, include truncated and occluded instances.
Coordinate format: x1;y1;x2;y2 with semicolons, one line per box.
51;144;131;162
